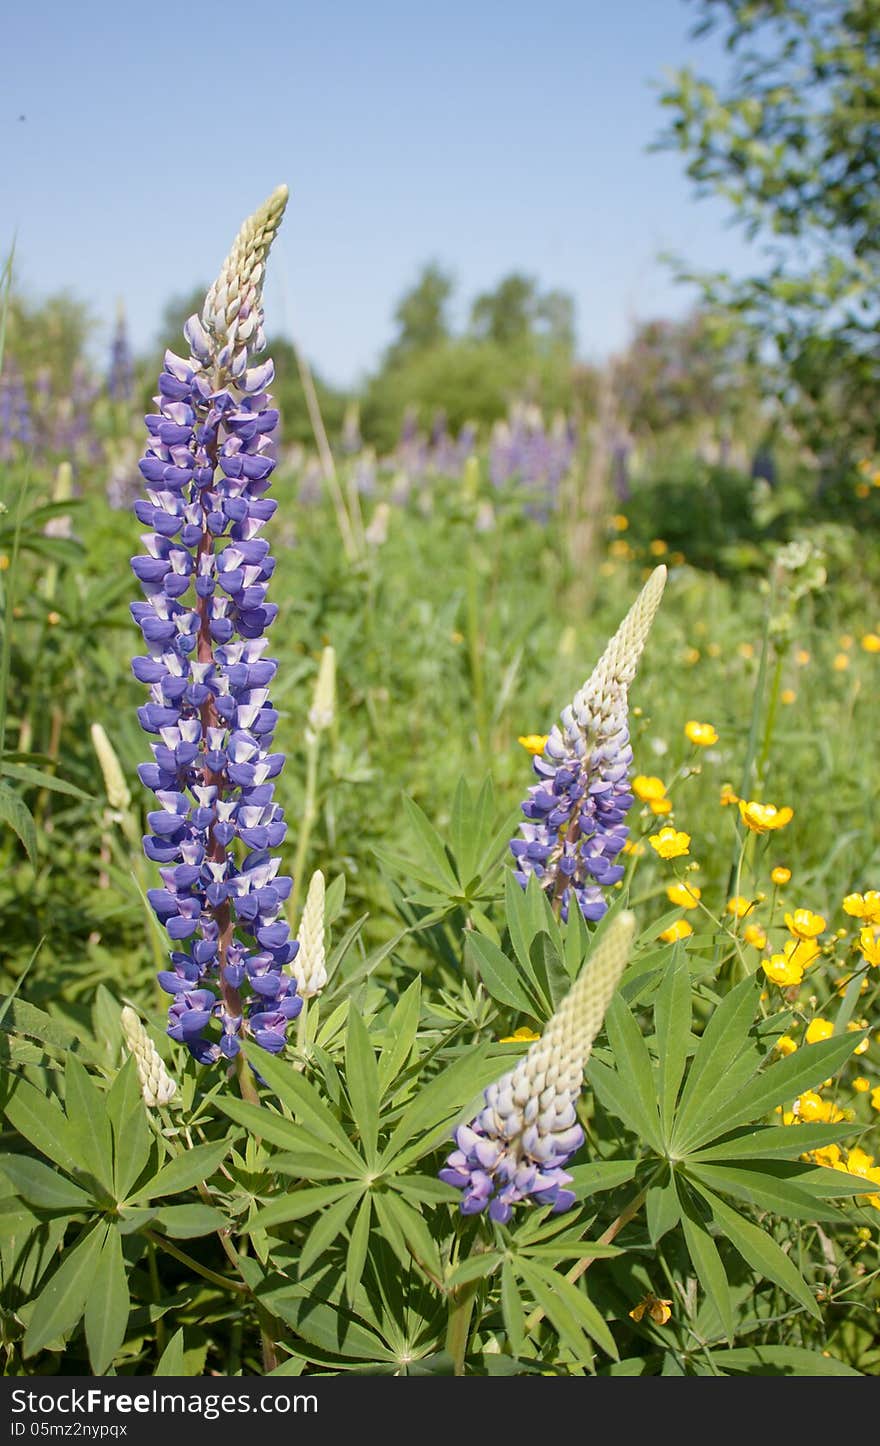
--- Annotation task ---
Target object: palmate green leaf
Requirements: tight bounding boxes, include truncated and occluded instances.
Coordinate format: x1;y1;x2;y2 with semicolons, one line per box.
682;1032;864;1153
401;794;460;892
708;1345;861;1377
587;1058;655;1147
687;1161;867;1223
597;994;664;1152
517;1258;617;1363
465;931;541;1017
138;1137;237;1200
380;1044;495;1170
22;1221;107;1358
672;973;758;1149
0;779;37;862
84;1226;129;1374
269;1292;397;1365
299;1188;363;1276
567;1159;637;1198
530;932;570;1012
446;1252;503;1290
654;952;692;1135
0;993;103;1064
106;1057;153;1202
690;1179;821;1320
377;977;421;1096
680;1190;734;1343
646;1173;681;1243
345;1007;380;1164
501;1260;526;1355
239;1044;364;1170
63;1054;114;1200
375;1191;443;1283
153;1203;227;1238
345;1194;372;1302
0;1154;92;1212
246;1183;358;1233
4;1077;83;1179
689;1122;853;1163
394;1174;459;1206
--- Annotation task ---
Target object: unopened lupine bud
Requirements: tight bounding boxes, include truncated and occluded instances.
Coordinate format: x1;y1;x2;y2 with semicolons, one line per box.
510;567;666;922
293;870;327;999
200;185;289;374
441;911;634;1222
307;647;336;734
121;1006;177;1107
91;722;132;813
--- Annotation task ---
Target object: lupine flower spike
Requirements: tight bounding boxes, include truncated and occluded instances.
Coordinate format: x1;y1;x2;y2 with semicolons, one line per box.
130;186;303;1065
510;567;666;922
120;1007;177;1108
292;869;328;999
441;911;635;1222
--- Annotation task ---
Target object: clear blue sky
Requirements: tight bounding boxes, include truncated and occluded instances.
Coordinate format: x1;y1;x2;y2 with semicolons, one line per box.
3;0;752;388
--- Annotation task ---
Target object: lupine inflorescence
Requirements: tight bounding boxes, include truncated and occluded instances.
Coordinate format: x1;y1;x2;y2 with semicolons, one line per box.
509;565;666;923
130;186;302;1065
441;911;634;1221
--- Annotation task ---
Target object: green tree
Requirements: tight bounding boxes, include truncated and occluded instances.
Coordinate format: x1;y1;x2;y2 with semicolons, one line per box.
386;262;454;364
659;0;880;460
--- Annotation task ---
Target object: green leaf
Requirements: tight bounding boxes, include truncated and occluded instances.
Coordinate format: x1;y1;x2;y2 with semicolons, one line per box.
23;1223;107;1358
154;1328;186;1376
501;1260;526;1355
680;1191;734;1342
138;1137;236;1200
381;1044;494;1168
106;1057;153;1202
587;1059;655;1147
567;1159;637;1198
246;1183;359;1233
687;1033;863;1150
376;1190;442;1283
672;973;758;1150
465;932;540;1016
654;952;692;1136
215;1097;354;1175
603;993;663;1153
85;1226;129;1373
401;794;460;891
0;778;37;862
240;1044;364;1169
646;1174;681;1243
63;1054;115;1199
4;1077;82;1178
153;1204;227;1238
688;1161;863;1223
0;1154;92;1211
377;978;421;1095
0;762;92;801
689;1123;853;1163
345;1007;380;1164
517;1258;617;1362
345;1193;372;1302
0;996;102;1064
691;1180;820;1319
707;1345;861;1377
299;1188;362;1276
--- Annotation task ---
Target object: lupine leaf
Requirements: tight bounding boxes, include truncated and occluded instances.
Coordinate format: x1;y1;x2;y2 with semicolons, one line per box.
345;1007;380;1164
689;1122;853;1163
22;1223;107;1358
246;1183;358;1232
298;1188;363;1276
691;1180;820;1319
239;1045;364;1169
587;1058;656;1146
465;932;541;1017
646;1173;681;1243
381;1044;493;1168
706;1346;861;1376
153;1204;227;1238
138;1137;237;1200
603;993;664;1153
154;1328;186;1376
654;951;692;1135
501;1260;526;1355
0;1154;92;1212
376;1191;442;1283
0;779;37;862
672;973;758;1148
345;1194;372;1302
680;1188;734;1342
0;762;92;800
63;1054;115;1200
84;1226;129;1373
568;1159;637;1197
377;978;421;1095
687;1161;865;1222
106;1057;153;1202
4;1078;83;1179
401;795;460;891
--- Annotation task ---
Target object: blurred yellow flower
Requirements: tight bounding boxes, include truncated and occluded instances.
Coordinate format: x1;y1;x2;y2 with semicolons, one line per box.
833;652;850;671
785;908;826;940
738;800;793;833
871;1086;880;1112
809;1144;842;1167
633;775;667;802
727;895;752;919
682;645;701;665
843;891;880;923
805;1018;834;1045
649;796;672;816
840;634;854;650
685;720;718;746
847;1021;869;1055
795;648;811;666
780;688;797;705
738;642;755;660
629;1294;672;1326
743;922;767;949
518;734;548;755
853;1077;871;1093
719;783;739;807
771;866;792;886
649;827;691;860
609;539;634;560
499;1026;541;1044
861;633;880;654
660;918;693;944
611;513;629;531
666;881;701;909
649;539;668;557
621;839;645;857
795;1091;844;1124
775;1035;798;1057
859;928;880;966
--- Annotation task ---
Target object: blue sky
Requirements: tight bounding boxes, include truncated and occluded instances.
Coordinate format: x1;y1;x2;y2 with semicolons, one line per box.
3;0;753;387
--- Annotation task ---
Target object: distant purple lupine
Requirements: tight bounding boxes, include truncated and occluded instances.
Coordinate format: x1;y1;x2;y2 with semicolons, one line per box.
0;363;34;459
130;186;302;1065
108;304;134;403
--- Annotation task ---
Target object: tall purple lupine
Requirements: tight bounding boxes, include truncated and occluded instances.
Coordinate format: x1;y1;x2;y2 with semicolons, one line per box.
0;363;34;460
131;186;302;1065
108;303;134;403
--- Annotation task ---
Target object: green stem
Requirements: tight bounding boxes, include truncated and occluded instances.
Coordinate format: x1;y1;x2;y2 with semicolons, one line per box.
146;1239;166;1356
524;1185;648;1335
290;737;319;917
144;1230;248;1295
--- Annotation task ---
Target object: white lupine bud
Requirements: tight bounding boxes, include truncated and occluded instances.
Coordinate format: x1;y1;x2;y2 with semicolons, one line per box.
201;185;289;363
91;723;131;813
292;870;327;999
120;1006;177;1108
571;565;666;729
307;647;336;734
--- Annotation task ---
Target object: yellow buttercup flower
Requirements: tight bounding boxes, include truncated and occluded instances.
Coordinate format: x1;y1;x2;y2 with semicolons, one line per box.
843;891;880;923
775;1035;798;1057
780;688;797;705
795;648;811;666
684;720;718;747
719;783;739;807
649;539;668;557
785;908;826;940
809;1144;842;1168
738;642;755;660
660;918;693;944
794;1091;844;1124
649;827;691;860
499;1026;541;1044
861;633;880;654
763;953;804;987
726;895;752;919
611;513;629;531
853;1077;870;1093
743;923;767;949
805;1018;834;1045
621;838;645;857
629;1293;672;1326
633;775;667;802
666;881;701;910
771;866;792;886
649;796;672;816
833;653;850;672
518;734;548;756
847;1021;869;1055
858;928;880;967
738;800;794;834
871;1086;880;1112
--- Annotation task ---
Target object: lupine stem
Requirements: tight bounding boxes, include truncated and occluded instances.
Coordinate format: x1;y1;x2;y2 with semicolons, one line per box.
523;1185;648;1335
144;1230;249;1294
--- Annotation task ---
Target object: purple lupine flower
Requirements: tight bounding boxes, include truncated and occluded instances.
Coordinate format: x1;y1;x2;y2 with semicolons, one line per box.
441;913;634;1222
108;303;134;403
0;362;34;460
131;186;302;1065
510;567;666;923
